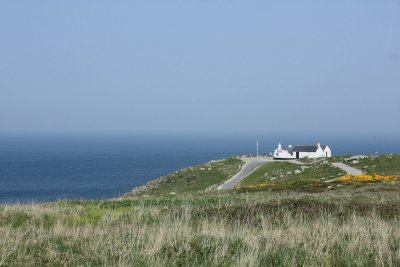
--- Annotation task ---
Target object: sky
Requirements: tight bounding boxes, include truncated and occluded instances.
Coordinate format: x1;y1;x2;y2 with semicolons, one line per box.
0;1;399;135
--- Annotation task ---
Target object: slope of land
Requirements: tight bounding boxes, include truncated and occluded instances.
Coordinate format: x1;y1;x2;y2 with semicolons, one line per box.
239;160;346;190
347;154;400;175
218;157;272;190
124;158;242;197
124;155;400;197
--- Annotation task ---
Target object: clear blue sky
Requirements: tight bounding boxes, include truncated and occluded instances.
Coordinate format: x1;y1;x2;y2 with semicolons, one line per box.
1;1;399;135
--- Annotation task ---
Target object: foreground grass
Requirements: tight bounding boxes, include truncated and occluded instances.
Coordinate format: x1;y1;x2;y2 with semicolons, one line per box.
2;191;400;266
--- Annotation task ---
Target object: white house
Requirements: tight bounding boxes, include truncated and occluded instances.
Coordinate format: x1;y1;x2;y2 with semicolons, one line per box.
274;143;331;159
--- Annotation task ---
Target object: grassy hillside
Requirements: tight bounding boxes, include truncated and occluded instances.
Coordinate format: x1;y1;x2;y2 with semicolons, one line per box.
347;154;400;175
240;160;345;191
124;158;242;197
2;191;400;266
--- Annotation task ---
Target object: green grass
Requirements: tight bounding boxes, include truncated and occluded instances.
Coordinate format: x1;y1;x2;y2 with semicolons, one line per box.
2;155;400;266
326;155;352;163
240;160;345;190
3;191;400;266
124;158;242;197
240;162;299;186
347;154;400;175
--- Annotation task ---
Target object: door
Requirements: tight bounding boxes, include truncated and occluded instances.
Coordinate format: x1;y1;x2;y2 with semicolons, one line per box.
296;152;299;159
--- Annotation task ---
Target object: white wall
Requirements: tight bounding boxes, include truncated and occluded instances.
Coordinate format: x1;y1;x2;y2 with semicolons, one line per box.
274;148;295;159
324;146;332;157
295;147;326;159
273;144;332;159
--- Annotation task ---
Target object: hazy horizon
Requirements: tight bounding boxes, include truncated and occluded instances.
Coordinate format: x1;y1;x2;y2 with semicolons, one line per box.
1;1;399;135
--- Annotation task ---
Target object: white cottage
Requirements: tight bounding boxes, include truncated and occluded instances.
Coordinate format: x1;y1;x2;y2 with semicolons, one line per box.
274;143;331;159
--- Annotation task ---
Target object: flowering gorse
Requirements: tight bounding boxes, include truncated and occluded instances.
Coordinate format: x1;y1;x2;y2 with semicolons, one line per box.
237;183;273;190
338;175;400;183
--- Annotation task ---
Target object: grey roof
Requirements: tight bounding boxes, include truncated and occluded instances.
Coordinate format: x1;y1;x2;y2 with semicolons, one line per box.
292;145;319;152
285;146;294;152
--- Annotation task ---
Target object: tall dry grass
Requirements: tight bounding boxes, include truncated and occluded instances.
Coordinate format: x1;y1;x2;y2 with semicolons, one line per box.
1;191;400;266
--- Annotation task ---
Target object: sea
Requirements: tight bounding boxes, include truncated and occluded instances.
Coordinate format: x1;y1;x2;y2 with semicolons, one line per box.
0;133;399;203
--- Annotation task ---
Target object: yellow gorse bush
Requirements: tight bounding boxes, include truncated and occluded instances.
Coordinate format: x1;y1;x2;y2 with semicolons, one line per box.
338;175;400;183
244;183;272;190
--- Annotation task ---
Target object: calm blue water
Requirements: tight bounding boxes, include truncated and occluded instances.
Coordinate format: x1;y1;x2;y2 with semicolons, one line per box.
0;134;399;203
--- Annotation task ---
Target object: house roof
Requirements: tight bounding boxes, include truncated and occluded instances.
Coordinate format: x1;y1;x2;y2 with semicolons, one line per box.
292;145;319;152
276;143;329;153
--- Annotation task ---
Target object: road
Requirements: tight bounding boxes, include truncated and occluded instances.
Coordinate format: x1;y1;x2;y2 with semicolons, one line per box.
218;159;364;189
218;158;363;190
218;157;273;190
332;162;363;175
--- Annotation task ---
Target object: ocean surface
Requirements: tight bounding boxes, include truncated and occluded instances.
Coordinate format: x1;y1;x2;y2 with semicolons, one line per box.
0;134;399;203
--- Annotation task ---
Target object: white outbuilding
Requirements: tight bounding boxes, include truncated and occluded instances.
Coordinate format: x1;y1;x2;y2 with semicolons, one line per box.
273;143;331;159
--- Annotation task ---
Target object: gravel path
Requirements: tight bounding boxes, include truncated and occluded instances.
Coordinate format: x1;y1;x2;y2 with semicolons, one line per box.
218;158;273;190
332;162;363;175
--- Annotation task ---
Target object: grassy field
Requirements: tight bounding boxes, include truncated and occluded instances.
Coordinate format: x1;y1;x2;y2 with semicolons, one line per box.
239;160;345;191
124;158;242;197
2;155;400;266
124;155;400;197
348;154;400;175
2;190;400;266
